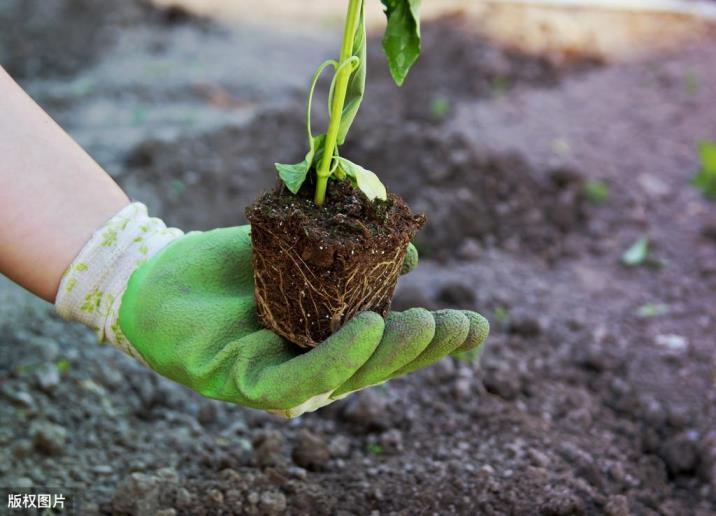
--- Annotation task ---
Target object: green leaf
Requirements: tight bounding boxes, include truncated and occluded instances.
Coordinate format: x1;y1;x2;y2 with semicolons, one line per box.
337;157;387;201
430;95;450;120
275;135;326;194
337;2;367;145
380;0;422;86
584;181;609;204
692;140;716;199
636;303;669;318
56;359;71;374
621;236;650;267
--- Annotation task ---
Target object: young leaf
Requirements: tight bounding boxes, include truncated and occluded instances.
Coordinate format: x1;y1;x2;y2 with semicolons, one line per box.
692;140;716;199
338;157;387;201
584;181;609;204
621;236;650;267
337;1;367;145
636;303;669;318
275;135;326;194
380;0;422;86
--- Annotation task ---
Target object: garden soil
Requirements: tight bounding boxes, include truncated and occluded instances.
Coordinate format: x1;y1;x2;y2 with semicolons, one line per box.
1;1;715;515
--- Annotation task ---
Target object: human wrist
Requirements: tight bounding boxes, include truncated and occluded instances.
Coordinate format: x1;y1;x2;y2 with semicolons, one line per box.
55;202;183;354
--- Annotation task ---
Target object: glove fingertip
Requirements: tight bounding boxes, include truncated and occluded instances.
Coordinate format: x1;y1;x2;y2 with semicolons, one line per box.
433;309;471;347
463;311;490;350
326;311;385;356
386;307;435;338
401;243;419;275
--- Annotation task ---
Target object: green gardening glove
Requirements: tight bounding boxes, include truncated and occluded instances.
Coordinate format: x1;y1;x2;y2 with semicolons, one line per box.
56;203;489;417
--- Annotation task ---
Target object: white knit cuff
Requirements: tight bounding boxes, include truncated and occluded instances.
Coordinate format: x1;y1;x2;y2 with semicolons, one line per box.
55;203;183;359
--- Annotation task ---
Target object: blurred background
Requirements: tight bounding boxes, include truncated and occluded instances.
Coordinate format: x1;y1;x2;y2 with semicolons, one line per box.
1;1;715;514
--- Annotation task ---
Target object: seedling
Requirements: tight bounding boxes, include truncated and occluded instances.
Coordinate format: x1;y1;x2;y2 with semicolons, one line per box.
692;141;716;200
55;359;71;374
636;303;669;319
621;236;650;267
275;0;422;206
494;306;510;325
366;443;384;456
430;95;451;121
584;181;609;204
247;1;426;347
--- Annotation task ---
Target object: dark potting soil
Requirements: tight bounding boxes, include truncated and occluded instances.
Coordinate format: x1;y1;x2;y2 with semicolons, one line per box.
246;179;425;347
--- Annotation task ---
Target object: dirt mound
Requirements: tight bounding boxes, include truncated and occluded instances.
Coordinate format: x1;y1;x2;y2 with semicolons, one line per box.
343;126;588;260
362;14;601;124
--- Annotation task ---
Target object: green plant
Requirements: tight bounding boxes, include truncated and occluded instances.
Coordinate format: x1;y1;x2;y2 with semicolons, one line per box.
636;303;669;318
367;443;384;455
275;0;422;206
692;141;716;200
584;180;609;204
621;236;649;267
430;95;450;120
56;359;71;374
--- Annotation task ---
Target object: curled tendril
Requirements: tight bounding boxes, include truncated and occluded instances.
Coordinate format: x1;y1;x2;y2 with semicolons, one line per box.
304;56;360;180
306;59;338;144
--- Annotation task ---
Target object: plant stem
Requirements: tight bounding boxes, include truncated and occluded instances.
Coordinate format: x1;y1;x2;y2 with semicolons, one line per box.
314;0;362;206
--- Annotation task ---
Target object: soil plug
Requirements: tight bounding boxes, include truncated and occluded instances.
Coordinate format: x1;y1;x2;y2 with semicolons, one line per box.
247;0;426;347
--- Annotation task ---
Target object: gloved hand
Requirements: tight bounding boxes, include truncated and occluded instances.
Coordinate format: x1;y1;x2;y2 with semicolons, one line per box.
57;203;488;417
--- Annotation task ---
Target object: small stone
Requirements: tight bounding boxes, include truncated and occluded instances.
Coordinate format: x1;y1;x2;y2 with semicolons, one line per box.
328;435;351;458
12;440;33;459
27;335;59;361
15;477;33;488
35;363;60;392
112;473;160;515
292;429;330;470
341;390;389;430
482;361;521;400
175;487;192;509
528;448;551;468
379;429;404;454
660;431;700;474
156;510;176;516
198;401;218;425
208;488;224;506
30;421;67;455
507;308;542;337
253;429;285;467
286;466;307;480
604;495;630;516
259;490;287;515
5;389;35;409
156;467;179;482
248;492;260;505
654;334;688;352
453;378;472;401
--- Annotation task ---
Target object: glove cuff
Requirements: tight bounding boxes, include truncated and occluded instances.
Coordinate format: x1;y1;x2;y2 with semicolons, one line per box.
55;202;183;357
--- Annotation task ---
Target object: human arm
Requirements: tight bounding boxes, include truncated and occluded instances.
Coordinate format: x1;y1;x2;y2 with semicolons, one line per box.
0;65;129;302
